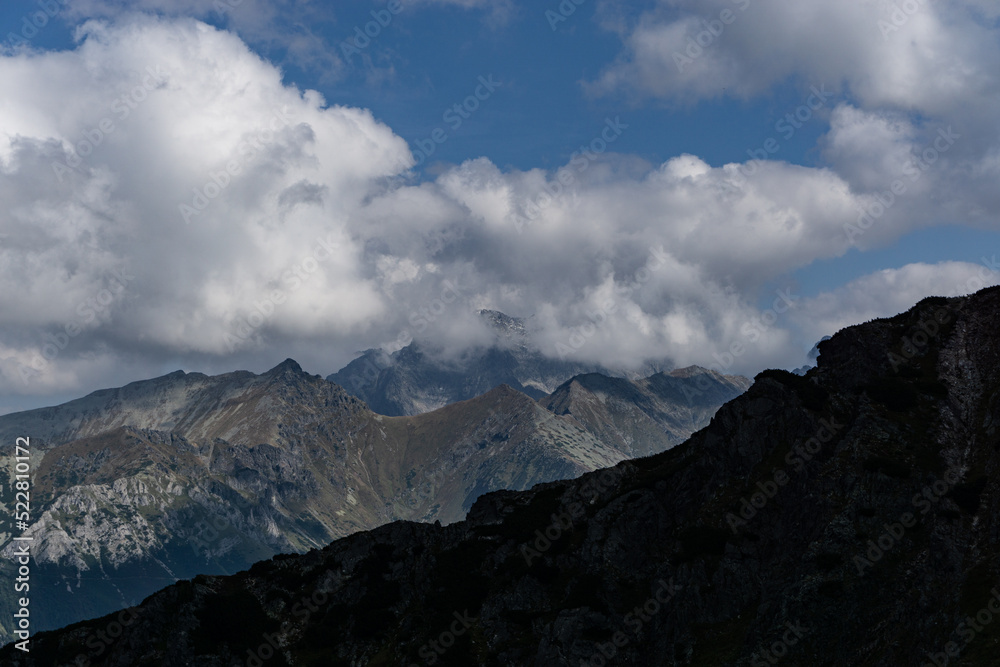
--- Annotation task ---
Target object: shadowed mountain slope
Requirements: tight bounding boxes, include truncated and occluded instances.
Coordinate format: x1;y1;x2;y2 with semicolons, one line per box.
328;309;672;416
8;288;1000;665
542;367;751;458
0;360;743;645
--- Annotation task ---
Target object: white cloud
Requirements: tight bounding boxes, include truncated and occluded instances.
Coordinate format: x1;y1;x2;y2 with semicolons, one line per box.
586;1;1000;252
1;10;999;408
0;16;408;393
62;0;345;75
793;261;1000;344
588;0;1000;110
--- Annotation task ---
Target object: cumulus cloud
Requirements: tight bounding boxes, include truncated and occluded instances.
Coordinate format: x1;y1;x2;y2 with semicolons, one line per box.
62;0;345;75
1;9;998;409
587;0;1000;245
588;1;999;108
792;260;1000;345
587;2;1000;166
0;16;408;393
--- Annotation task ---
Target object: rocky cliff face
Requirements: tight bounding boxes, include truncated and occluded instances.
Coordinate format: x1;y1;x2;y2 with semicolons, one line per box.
7;288;999;666
543;367;751;458
328;309;672;416
0;359;742;646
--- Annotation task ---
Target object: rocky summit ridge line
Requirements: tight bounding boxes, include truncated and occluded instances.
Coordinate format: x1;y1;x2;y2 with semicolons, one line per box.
5;287;999;665
328;309;675;416
0;354;744;646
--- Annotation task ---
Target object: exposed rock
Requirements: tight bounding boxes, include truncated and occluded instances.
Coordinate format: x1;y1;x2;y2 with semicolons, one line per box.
7;288;998;665
328;309;674;416
543;367;751;457
0;357;744;645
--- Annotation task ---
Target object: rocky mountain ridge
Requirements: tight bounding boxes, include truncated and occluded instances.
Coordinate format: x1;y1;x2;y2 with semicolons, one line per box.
7;288;998;665
328;309;673;416
543;367;751;458
0;358;744;645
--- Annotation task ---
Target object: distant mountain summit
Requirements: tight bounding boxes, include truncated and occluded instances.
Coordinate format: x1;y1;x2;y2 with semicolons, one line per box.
16;288;1000;665
0;353;744;645
328;309;672;416
479;308;528;342
543;367;751;457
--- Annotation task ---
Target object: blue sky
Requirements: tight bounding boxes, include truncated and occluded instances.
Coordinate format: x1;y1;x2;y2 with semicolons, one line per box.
1;0;999;413
0;1;833;181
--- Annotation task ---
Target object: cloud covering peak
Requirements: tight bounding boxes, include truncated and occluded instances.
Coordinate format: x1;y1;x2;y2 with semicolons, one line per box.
0;7;998;411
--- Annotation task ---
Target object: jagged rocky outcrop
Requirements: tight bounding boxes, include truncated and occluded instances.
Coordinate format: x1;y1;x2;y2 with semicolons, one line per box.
792;336;831;376
543;367;751;457
0;358;743;645
328;309;672;416
8;288;1000;666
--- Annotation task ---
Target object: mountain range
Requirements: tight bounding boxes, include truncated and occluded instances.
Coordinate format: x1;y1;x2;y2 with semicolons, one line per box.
0;349;746;645
6;287;998;665
328;309;673;416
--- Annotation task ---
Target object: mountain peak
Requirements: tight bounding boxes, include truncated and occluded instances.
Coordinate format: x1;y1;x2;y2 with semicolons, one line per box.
328;309;681;417
666;365;715;378
18;288;1000;665
267;358;303;375
479;309;527;340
